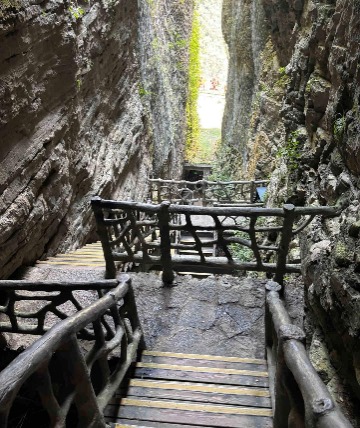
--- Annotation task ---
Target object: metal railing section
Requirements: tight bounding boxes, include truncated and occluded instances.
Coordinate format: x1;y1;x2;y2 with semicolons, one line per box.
265;281;352;428
148;178;269;206
92;197;338;284
0;275;144;427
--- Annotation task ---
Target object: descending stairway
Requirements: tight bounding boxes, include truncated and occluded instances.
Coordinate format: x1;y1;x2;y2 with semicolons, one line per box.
105;351;273;428
176;230;215;278
35;242;105;268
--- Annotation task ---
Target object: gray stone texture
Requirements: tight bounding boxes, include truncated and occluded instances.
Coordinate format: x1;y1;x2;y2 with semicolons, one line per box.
222;0;360;423
130;273;267;359
0;0;192;279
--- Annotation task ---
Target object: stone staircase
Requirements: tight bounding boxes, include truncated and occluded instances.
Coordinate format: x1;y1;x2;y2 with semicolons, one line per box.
176;230;215;278
35;242;105;268
105;350;272;428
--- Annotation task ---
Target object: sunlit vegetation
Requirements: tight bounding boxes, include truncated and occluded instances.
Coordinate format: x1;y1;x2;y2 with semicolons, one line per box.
185;9;201;162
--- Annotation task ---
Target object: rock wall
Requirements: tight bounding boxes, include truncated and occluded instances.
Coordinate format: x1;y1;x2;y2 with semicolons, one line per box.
223;0;360;421
138;0;194;178
0;0;191;278
221;0;269;179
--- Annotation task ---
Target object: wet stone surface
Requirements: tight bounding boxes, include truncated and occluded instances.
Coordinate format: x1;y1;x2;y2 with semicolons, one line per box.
130;273;267;359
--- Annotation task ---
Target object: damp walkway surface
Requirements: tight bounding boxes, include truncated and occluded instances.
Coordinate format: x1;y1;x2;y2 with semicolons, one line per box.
9;267;266;359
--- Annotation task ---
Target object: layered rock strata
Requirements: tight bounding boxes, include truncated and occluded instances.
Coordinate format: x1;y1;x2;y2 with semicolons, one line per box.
0;0;191;278
222;0;360;421
138;0;194;178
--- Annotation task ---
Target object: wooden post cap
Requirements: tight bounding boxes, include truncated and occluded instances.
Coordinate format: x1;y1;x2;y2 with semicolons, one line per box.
311;397;334;415
279;324;306;342
265;280;282;292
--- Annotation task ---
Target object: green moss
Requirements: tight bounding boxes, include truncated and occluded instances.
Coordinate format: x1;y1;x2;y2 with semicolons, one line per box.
69;3;85;19
277;131;301;172
193;128;220;163
333;114;346;143
334;242;352;267
185;9;201;162
0;0;21;17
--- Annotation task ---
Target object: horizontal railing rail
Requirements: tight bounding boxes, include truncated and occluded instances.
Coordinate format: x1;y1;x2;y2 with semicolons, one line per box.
265;281;352;428
0;275;144;427
0;279;118;335
148;178;269;206
92;197;338;284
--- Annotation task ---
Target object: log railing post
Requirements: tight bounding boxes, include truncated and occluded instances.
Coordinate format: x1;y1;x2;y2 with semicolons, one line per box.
158;201;175;285
275;204;296;286
91;197;117;279
250;180;256;203
273;330;293;428
58;335;106;428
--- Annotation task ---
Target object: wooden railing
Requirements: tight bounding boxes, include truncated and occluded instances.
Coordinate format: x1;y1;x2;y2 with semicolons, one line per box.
91;197;338;284
265;280;352;427
0;275;144;427
148;178;269;206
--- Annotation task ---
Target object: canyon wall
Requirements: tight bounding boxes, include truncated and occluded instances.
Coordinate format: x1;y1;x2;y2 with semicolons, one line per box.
138;0;194;178
0;0;191;278
222;0;360;421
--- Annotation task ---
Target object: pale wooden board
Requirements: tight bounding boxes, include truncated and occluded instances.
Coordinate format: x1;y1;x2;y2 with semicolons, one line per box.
133;366;269;388
113;383;271;408
106;400;273;428
141;355;268;372
142;350;266;365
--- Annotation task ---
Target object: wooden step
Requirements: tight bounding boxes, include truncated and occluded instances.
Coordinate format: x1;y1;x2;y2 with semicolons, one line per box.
141;351;267;372
177;272;211;278
105;398;273;428
178;249;213;255
107;350;272;427
133;362;269;387
114;379;271;408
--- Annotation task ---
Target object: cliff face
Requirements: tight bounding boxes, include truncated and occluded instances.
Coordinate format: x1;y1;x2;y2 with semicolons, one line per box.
138;0;194;178
0;0;190;278
223;0;360;420
221;0;269;178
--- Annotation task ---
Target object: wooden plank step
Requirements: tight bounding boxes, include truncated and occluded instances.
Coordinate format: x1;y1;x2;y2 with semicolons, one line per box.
136;362;268;377
177;272;211;277
142;351;266;365
36;261;104;266
178;250;213;255
45;256;104;261
134;363;268;388
105;398;273;428
141;354;267;372
110;421;207;427
115;379;271;408
180;237;213;243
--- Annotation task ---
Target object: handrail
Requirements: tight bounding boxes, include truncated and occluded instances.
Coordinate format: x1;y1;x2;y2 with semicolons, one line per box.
0;279;119;335
148;178;269;205
91;197;338;284
265;281;352;427
0;275;144;427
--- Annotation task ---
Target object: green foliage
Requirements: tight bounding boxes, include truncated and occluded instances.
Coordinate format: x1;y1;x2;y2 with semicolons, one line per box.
185;10;201;162
69;3;85;19
209;143;240;181
333;114;346;142
275;67;290;90
230;232;253;262
0;0;21;17
192;128;220;163
277;131;301;172
138;84;152;98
